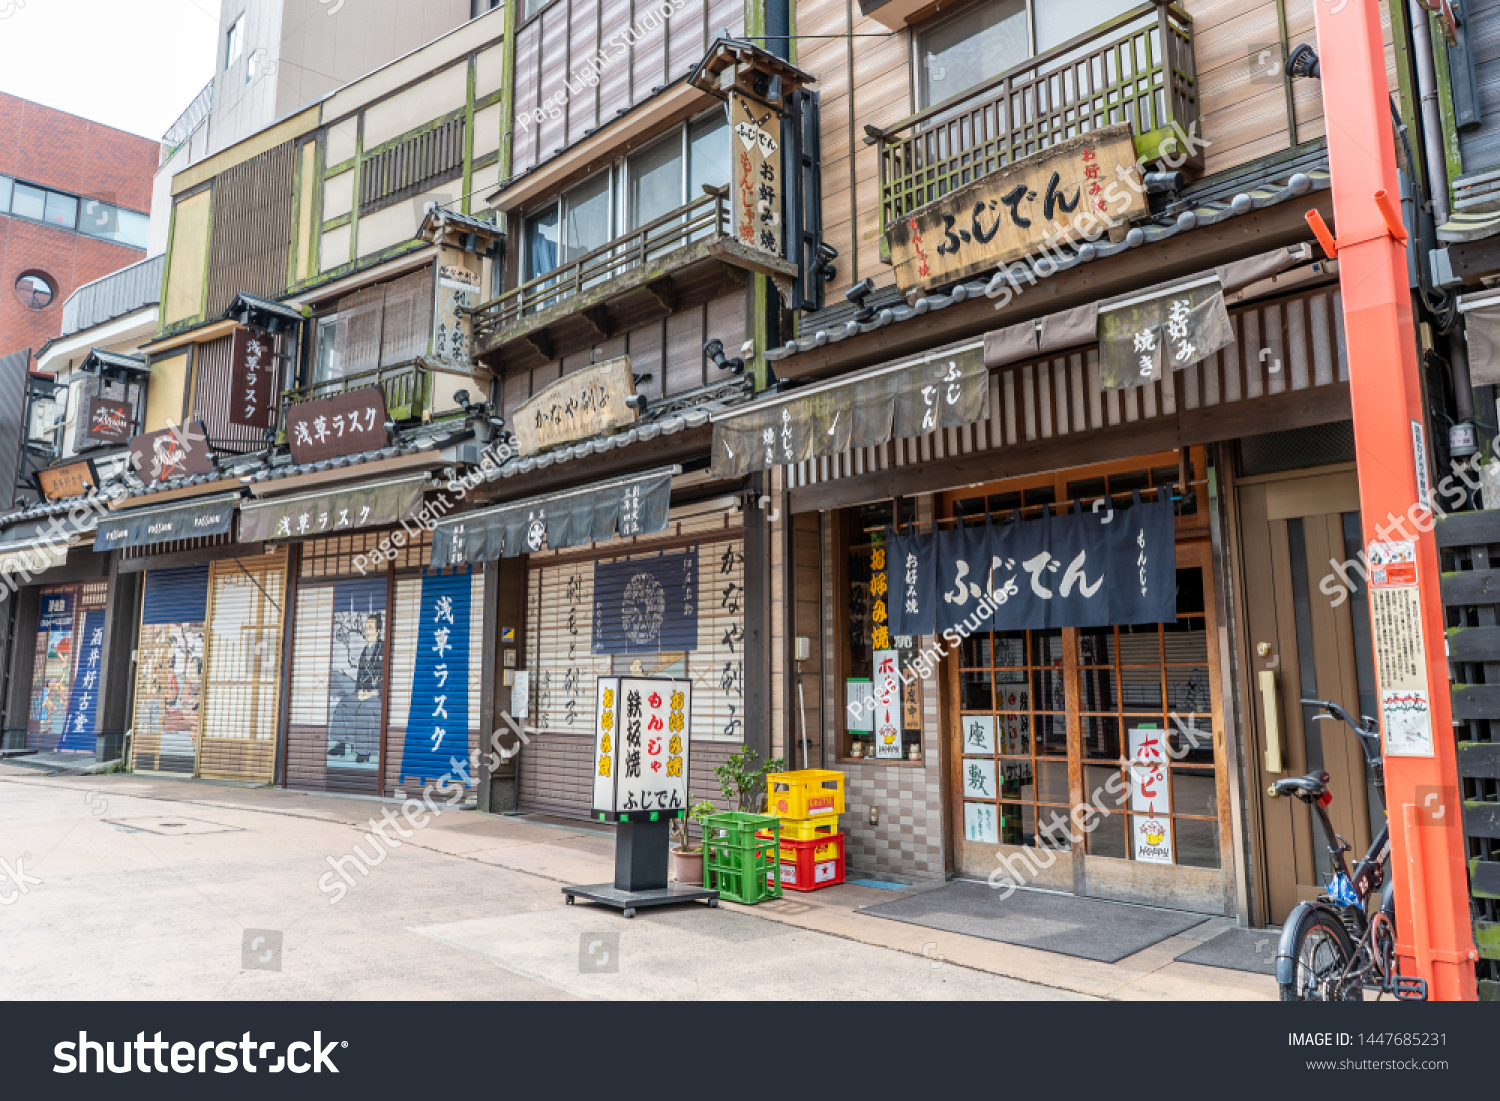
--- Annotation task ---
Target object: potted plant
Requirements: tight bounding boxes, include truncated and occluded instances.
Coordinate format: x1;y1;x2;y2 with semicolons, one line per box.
670;799;719;884
714;747;787;813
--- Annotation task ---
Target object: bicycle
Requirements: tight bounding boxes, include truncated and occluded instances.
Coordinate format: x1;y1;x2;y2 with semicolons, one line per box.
1270;698;1428;1001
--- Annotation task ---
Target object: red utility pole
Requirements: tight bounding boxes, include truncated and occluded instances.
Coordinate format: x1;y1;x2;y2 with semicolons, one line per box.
1311;0;1477;999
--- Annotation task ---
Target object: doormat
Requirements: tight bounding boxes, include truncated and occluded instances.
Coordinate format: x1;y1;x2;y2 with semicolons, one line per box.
858;880;1205;963
1174;928;1279;975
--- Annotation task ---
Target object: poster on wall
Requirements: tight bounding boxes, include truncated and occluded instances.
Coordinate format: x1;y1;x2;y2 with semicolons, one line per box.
398;570;473;787
961;714;995;755
1127;726;1170;815
964;801;999;845
1367;539;1435;758
872;650;903;759
325;578;386;773
591;675;692;815
30;590;76;748
137;621;204;769
845;679;873;731
1132;813;1174;864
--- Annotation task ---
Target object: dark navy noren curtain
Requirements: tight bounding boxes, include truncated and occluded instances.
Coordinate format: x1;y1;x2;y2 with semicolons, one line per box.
886;491;1177;637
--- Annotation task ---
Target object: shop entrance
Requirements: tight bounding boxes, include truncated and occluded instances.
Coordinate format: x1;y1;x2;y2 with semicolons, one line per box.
1236;464;1380;924
946;451;1236;914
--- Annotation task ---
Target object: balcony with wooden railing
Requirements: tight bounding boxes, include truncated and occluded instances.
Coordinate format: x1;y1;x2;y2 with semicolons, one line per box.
869;1;1199;240
469;186;797;372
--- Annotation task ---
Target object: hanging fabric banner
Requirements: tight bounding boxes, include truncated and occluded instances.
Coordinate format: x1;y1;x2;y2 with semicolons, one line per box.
430;466;677;565
710;342;988;478
398;569;473;787
94;494;238;551
881;492;1177;636
239;474;426;542
1098;278;1234;391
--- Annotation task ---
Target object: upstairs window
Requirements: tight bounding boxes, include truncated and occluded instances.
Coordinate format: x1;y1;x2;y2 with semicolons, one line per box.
522;110;729;287
915;0;1140;110
225;17;244;71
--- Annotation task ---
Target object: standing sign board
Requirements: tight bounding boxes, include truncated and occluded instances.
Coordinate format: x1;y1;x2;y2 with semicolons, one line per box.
592;675;691;817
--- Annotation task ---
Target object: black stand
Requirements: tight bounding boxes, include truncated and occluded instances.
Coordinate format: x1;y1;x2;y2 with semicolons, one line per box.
562;817;718;917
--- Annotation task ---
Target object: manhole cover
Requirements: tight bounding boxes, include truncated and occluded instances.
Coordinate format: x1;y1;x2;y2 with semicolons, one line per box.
102;817;242;835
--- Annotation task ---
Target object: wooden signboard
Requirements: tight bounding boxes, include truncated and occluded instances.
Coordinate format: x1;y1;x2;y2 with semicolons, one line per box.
229;327;277;429
128;422;215;485
286;387;389;465
887;124;1148;293
512;356;638;458
433;258;479;366
730;91;781;256
36;460;98;502
84;397;133;443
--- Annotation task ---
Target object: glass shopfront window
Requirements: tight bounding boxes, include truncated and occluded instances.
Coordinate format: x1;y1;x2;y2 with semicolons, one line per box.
945;449;1228;885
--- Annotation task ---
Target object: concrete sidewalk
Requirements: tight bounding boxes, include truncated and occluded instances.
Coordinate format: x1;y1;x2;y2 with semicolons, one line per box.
0;765;1275;1000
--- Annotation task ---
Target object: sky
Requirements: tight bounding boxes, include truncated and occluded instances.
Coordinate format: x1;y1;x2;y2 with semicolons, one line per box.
0;0;221;140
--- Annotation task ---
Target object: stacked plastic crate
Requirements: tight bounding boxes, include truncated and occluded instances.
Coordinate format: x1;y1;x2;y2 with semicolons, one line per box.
762;770;847;891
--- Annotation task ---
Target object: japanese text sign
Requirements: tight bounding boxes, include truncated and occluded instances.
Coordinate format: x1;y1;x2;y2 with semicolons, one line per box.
1098;280;1233;391
873;650;903;759
885;490;1178;636
286;387;388;465
36;460;98;502
887;124;1147;293
229;327;278;429
592;675;692;816
730;91;781;257
512;356;637;458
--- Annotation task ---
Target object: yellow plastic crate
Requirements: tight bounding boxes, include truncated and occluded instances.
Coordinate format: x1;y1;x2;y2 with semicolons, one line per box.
766;769;846;818
760;817;839;842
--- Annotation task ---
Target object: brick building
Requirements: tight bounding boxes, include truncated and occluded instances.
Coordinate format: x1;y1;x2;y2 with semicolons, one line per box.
0;93;157;362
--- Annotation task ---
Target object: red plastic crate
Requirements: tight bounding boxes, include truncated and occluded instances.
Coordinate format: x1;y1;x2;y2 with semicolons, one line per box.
768;832;846;892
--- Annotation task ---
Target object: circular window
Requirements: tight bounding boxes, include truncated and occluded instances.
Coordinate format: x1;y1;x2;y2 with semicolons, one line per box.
15;272;55;310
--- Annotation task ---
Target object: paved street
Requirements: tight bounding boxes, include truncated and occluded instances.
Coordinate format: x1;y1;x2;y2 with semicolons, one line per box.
0;762;1274;1000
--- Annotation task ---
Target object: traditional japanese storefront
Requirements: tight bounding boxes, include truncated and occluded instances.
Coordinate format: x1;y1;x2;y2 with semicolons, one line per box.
432;466;748;820
732;267;1354;916
241;472;485;797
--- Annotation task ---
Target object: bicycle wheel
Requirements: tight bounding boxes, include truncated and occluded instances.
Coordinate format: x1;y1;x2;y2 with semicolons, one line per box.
1280;908;1359;1001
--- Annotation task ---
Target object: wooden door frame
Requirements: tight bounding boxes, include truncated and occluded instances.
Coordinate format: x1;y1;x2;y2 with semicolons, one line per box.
1227;460;1366;926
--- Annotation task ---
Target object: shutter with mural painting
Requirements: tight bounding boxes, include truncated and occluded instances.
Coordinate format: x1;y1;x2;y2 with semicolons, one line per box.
128;566;210;775
286;575;388;794
199;555;287;782
520;531;746;818
26;581;109;753
385;567;484;797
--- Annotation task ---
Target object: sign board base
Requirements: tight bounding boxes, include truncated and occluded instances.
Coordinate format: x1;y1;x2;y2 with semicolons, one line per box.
562;818;720;916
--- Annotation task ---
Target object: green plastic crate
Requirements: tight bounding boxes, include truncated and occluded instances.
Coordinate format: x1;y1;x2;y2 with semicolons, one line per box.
702;812;781;904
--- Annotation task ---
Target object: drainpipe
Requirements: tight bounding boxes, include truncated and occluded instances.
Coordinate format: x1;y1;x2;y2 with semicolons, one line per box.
1409;0;1451;225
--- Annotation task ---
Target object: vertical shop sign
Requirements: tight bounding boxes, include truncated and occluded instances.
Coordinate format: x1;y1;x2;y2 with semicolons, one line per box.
229;327;277;429
1130;726;1173;863
717;542;744;740
873;649;903;759
60;610;105;752
730;90;781;256
400;571;473;785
